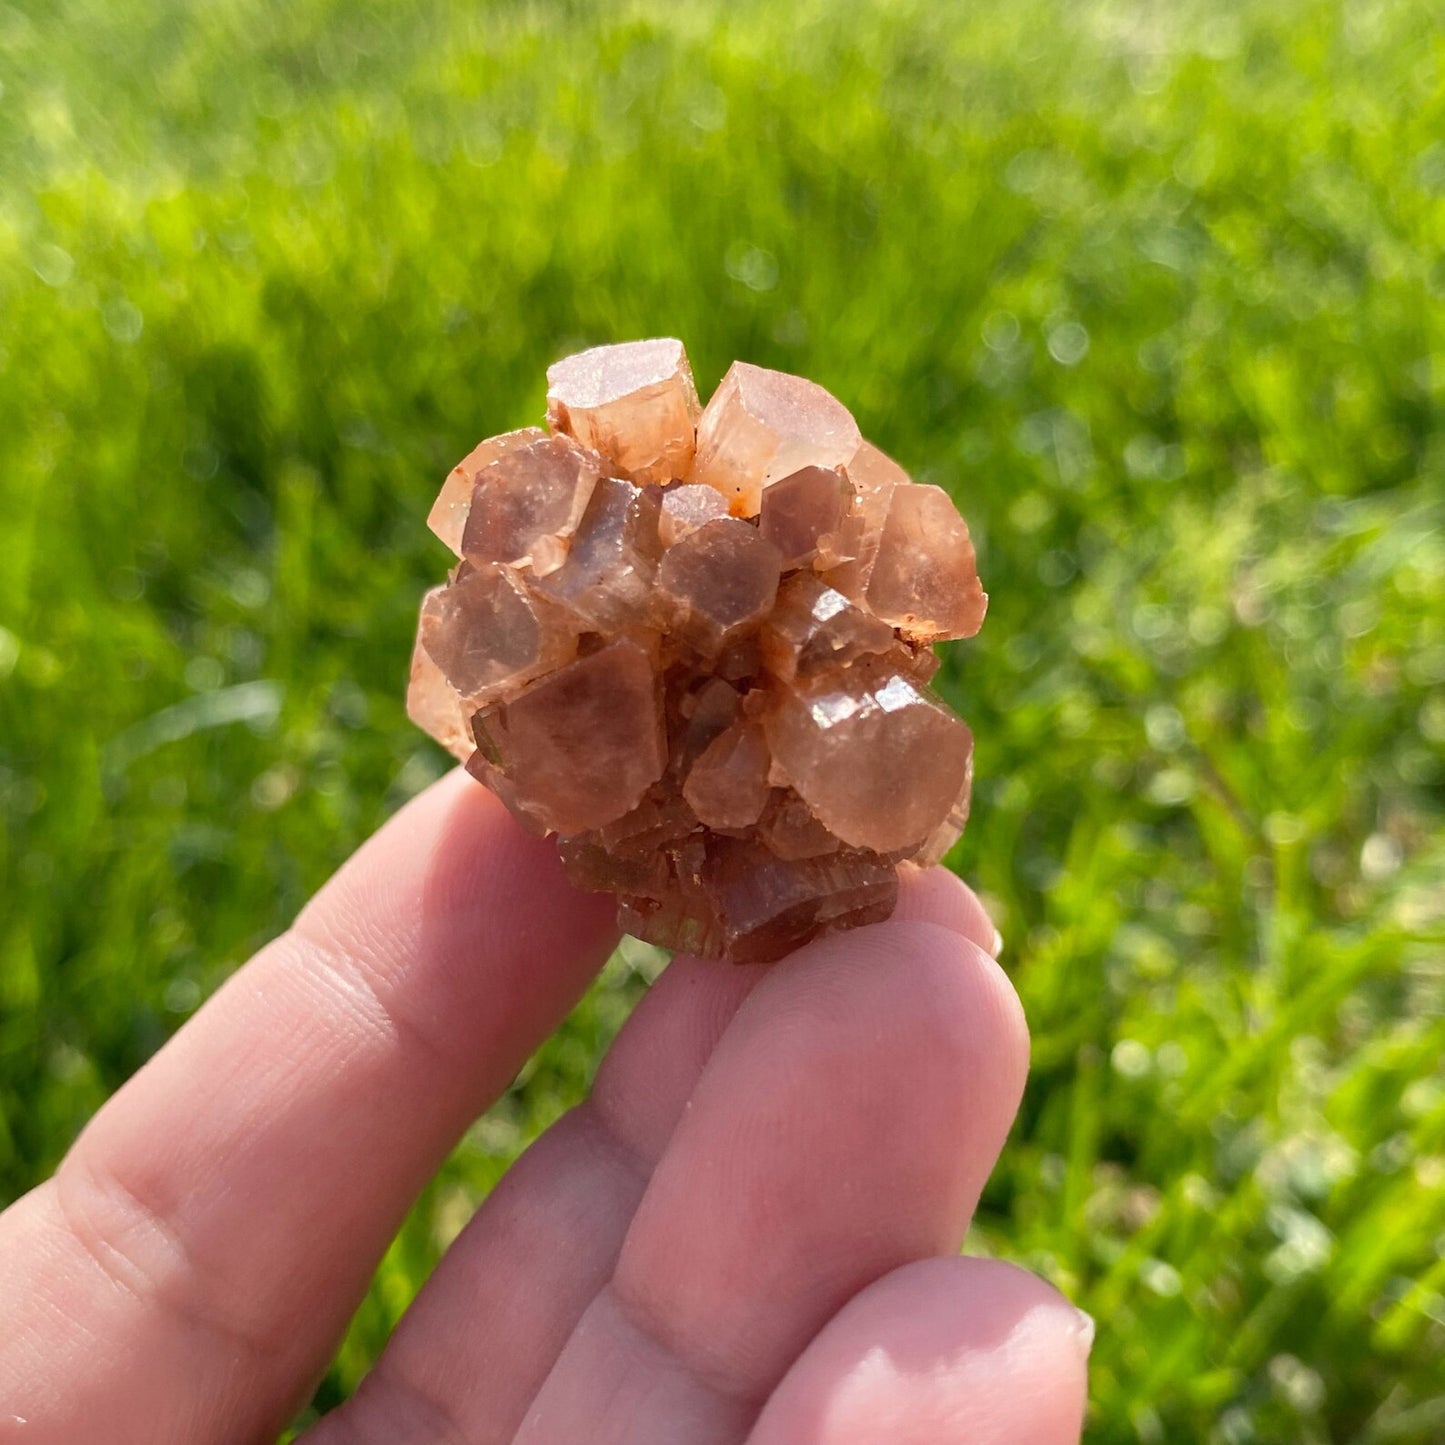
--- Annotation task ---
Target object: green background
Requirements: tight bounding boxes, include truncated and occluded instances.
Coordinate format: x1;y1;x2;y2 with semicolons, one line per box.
2;0;1442;1438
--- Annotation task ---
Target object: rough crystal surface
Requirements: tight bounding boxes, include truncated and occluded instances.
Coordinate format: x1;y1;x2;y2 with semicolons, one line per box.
659;482;731;547
409;340;986;963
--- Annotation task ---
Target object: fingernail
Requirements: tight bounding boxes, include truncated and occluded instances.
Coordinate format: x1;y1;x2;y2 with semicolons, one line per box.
990;927;1004;958
1073;1308;1096;1359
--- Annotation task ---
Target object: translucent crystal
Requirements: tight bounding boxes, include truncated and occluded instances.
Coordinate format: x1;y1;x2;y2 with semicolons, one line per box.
763;670;974;854
479;638;666;835
759;572;896;685
866;482;988;640
556;834;673;898
546;338;701;486
533;474;663;631
701;838;898;965
617;892;725;960
409;343;988;963
594;784;701;859
691;361;862;517
757;788;844;860
654;517;782;657
419;563;575;704
427;427;546;556
758;465;854;568
461;434;605;575
913;755;973;867
671;676;742;773
405;613;475;762
464;738;549;837
682;719;771;829
819;440;907;597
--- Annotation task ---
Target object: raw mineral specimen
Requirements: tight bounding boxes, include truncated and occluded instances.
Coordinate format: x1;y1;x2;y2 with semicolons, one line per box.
409;338;986;964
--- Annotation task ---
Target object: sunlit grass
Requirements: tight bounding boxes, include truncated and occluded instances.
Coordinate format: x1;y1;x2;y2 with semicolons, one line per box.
1;0;1442;1439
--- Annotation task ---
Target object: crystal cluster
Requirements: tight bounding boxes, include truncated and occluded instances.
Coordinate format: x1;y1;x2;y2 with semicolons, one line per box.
408;339;986;964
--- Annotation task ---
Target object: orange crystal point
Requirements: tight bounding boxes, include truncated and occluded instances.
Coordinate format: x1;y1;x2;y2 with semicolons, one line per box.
405;607;475;762
547;337;701;486
866;483;988;641
691;361;861;517
409;342;987;963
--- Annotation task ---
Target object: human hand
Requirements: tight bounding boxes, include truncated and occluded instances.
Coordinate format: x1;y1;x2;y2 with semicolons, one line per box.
0;770;1089;1443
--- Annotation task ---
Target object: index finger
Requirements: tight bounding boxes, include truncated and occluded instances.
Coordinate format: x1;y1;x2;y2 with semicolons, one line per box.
0;768;618;1445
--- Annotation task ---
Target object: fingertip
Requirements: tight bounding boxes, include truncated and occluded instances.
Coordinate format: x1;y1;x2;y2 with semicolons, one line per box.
748;917;1030;1148
750;1256;1089;1445
911;1256;1092;1366
842;917;1030;1117
892;865;1001;957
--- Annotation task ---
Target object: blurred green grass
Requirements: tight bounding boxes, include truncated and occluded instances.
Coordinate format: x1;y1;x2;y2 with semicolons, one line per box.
2;0;1442;1438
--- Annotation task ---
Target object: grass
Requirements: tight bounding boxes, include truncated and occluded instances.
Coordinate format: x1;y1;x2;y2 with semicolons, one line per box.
1;0;1442;1438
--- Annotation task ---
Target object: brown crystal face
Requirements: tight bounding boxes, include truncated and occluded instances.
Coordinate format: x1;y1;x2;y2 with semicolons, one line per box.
763;670;974;855
427;427;547;556
682;718;771;829
419;564;575;704
865;482;988;640
654;517;782;657
409;339;986;963
405;607;475;762
699;838;898;966
533;473;663;632
477;638;665;836
759;572;897;685
460;434;606;575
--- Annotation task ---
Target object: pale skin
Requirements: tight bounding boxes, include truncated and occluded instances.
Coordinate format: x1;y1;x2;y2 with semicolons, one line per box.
0;771;1089;1443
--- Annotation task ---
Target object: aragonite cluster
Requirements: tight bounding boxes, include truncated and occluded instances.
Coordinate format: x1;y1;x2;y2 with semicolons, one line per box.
408;339;986;963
